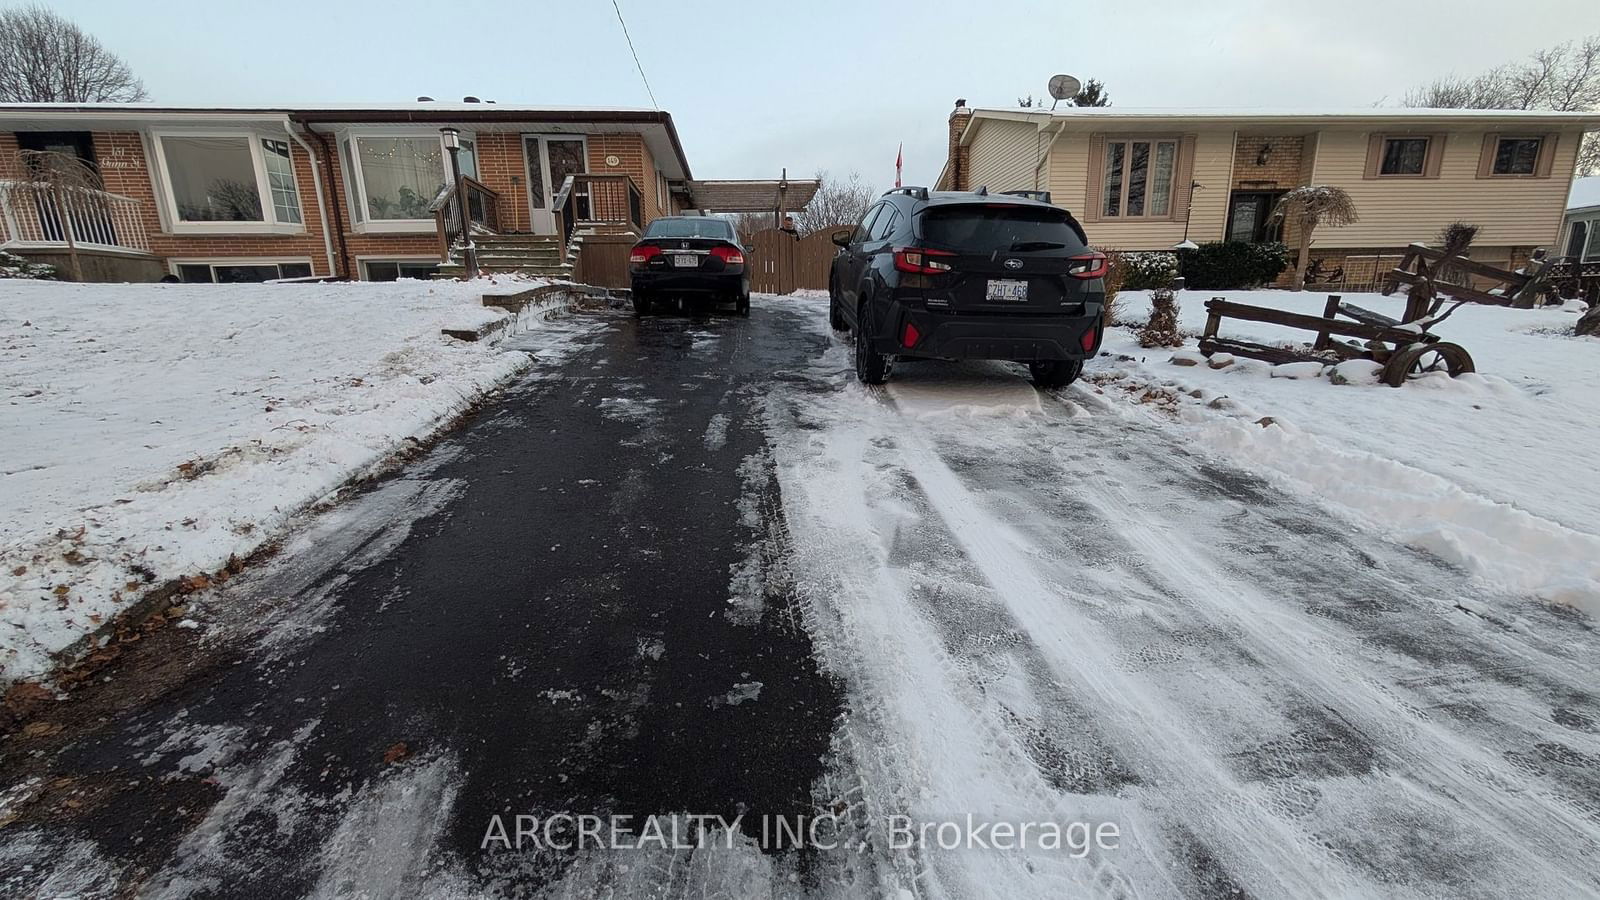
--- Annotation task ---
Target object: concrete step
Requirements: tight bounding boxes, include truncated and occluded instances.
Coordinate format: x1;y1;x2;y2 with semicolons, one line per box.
474;237;564;249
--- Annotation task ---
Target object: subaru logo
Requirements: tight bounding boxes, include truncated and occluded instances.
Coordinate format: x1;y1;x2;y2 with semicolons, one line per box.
1004;258;1023;270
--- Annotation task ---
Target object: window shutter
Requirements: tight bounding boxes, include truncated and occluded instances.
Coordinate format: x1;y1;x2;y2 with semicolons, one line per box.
1423;134;1446;178
1169;134;1197;224
1476;133;1499;179
1535;133;1558;178
1363;133;1385;180
1084;134;1106;223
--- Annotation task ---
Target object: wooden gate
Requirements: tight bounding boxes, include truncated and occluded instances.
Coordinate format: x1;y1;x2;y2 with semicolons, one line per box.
744;226;849;294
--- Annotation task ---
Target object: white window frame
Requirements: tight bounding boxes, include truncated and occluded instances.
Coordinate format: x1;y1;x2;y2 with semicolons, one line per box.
338;127;473;234
357;254;443;282
167;257;316;282
1568;214;1600;262
149;130;305;235
1101;137;1180;220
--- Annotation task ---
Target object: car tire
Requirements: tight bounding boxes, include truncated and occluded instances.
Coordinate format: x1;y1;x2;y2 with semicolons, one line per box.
1029;359;1083;389
633;292;652;316
736;292;751;317
854;299;891;385
828;278;849;331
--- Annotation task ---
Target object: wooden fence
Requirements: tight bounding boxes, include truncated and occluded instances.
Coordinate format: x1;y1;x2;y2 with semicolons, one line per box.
574;233;635;289
745;226;848;294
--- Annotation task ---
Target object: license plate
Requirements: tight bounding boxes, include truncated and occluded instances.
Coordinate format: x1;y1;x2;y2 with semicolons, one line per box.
672;254;698;268
985;279;1029;301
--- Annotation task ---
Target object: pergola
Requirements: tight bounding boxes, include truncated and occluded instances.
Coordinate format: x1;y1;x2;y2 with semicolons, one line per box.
683;173;820;225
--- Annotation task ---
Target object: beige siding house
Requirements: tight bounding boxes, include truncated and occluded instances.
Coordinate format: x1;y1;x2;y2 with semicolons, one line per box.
937;103;1599;288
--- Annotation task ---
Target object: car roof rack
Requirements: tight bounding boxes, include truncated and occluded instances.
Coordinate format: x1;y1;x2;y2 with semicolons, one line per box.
1001;189;1052;204
882;186;930;201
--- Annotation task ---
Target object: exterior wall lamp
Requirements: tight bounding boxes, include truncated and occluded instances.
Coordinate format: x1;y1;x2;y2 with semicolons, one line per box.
439;127;477;278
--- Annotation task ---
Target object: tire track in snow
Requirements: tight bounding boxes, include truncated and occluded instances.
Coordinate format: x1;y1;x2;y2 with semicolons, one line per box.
917;398;1600;897
766;295;1600;898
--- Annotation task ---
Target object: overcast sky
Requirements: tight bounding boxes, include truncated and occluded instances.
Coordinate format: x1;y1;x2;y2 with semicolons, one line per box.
44;0;1600;191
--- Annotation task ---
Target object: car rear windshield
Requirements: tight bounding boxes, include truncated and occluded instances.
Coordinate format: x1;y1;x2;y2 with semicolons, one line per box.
645;218;735;240
919;206;1086;254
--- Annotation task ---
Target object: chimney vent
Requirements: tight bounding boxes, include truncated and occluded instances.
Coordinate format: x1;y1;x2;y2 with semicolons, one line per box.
463;96;481;103
417;96;434;102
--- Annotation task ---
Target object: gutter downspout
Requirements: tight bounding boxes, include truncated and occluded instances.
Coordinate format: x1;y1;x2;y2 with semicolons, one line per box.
1034;118;1068;191
299;122;352;280
283;118;338;279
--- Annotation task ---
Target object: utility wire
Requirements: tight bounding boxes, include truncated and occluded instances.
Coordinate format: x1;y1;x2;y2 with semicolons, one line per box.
611;0;659;110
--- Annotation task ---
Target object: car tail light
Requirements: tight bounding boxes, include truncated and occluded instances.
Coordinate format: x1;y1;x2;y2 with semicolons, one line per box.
710;246;745;265
629;244;661;265
893;247;954;274
1067;252;1109;280
902;321;922;348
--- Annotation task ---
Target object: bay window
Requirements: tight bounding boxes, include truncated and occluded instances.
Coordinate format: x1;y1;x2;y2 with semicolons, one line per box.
1102;138;1178;218
153;133;304;231
340;131;474;227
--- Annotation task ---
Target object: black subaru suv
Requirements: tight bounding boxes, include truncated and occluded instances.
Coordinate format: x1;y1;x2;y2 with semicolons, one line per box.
828;187;1105;387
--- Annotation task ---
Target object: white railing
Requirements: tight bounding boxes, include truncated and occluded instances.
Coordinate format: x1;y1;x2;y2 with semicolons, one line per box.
0;180;151;255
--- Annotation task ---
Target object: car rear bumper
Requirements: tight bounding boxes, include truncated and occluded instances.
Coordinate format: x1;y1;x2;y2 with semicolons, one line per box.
873;299;1103;362
631;268;746;295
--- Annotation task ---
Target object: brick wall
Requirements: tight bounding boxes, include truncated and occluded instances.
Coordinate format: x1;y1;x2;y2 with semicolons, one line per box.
1232;136;1304;190
88;131;335;276
947;105;973;191
8;126;672;280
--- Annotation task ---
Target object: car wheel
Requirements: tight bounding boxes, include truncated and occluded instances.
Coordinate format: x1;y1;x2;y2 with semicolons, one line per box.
828;278;849;331
736;292;751;317
632;292;652;316
854;299;891;385
1029;359;1083;389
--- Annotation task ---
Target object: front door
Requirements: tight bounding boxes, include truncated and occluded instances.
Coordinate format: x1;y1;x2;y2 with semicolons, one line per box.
523;134;589;234
1225;191;1284;243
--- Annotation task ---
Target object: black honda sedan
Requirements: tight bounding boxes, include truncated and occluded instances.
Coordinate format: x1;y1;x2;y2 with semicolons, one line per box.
629;217;750;316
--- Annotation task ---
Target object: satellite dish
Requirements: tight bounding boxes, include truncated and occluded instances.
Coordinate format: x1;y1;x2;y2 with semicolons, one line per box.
1047;74;1082;103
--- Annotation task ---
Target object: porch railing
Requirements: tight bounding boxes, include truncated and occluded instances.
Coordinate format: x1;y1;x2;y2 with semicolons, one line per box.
552;173;643;251
430;175;501;262
0;180;151;254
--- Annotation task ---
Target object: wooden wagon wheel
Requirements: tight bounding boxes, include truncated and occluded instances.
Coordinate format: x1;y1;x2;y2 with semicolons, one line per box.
1381;342;1474;387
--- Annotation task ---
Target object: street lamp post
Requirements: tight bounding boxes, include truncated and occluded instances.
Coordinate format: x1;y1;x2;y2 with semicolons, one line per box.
440;127;477;278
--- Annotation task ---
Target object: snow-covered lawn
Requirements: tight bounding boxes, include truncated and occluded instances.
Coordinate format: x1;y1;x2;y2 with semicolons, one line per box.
1097;289;1600;614
0;278;552;683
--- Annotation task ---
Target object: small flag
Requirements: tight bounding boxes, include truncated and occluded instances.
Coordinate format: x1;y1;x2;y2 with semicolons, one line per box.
895;144;903;188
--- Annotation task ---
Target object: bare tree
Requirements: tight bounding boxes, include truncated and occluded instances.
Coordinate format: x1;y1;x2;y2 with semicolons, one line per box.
1273;186;1359;291
793;170;876;235
1578;134;1600;176
0;5;148;103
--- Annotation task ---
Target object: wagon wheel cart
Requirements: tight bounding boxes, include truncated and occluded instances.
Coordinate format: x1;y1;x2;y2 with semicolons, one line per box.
1198;294;1477;388
1380;342;1474;387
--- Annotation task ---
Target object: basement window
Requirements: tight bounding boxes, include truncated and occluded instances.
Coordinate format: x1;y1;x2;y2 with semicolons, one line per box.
174;261;314;283
363;260;440;281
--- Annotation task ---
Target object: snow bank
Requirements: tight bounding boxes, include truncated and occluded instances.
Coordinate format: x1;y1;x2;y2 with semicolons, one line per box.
1098;290;1600;614
0;277;552;683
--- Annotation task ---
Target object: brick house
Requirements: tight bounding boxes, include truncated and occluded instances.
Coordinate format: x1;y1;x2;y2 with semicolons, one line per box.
936;102;1600;288
0;102;696;282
